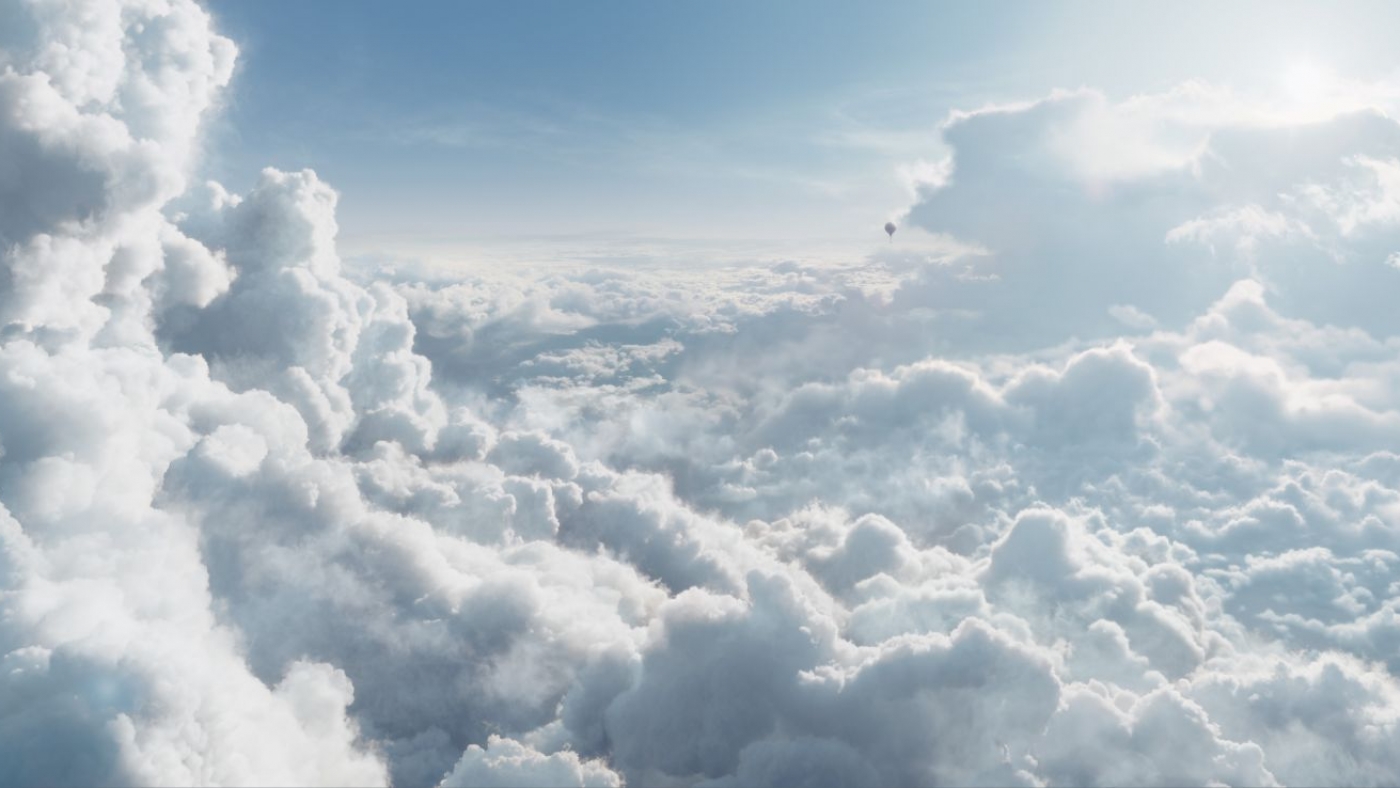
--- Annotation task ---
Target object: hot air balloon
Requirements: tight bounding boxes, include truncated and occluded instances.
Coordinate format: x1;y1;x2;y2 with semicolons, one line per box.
884;221;896;242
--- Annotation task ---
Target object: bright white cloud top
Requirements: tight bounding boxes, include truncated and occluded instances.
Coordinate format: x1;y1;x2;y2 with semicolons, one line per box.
4;1;1400;787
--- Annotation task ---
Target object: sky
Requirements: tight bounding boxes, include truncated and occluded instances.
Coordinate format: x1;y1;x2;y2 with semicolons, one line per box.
9;1;1400;787
203;1;1400;267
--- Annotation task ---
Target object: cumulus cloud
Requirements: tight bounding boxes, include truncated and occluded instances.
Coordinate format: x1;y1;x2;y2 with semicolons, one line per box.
5;1;1400;786
895;87;1400;350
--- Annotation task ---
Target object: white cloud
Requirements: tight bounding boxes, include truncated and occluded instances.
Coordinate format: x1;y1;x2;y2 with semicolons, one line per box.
5;2;1400;786
438;735;622;788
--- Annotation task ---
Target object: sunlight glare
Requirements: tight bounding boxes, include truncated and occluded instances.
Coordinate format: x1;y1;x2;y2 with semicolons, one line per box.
1281;59;1330;107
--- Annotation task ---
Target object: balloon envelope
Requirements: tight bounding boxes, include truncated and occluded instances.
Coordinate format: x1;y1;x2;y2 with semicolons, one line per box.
884;222;896;237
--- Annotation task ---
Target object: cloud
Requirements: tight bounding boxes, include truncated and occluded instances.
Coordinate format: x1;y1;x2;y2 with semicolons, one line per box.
901;88;1400;350
438;736;621;788
5;2;1400;786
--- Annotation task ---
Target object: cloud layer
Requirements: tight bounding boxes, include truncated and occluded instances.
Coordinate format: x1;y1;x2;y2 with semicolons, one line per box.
4;2;1400;786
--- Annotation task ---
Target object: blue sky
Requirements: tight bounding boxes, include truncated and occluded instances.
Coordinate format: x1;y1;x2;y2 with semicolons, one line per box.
203;1;1400;267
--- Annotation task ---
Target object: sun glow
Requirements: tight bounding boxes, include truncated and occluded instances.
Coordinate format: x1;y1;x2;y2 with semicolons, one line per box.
1281;59;1330;107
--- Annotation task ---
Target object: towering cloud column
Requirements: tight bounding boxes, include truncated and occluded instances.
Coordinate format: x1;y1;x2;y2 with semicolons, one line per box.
0;2;389;784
